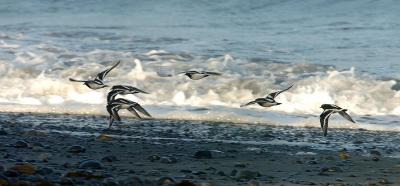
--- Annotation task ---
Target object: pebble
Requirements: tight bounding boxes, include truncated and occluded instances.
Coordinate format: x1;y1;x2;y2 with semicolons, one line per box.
234;170;261;180
68;145;86;153
147;155;161;162
160;156;177;164
78;160;103;169
157;176;176;185
247;179;262;186
194;151;213;159
372;157;380;161
234;162;246;168
378;178;390;184
14;140;29;148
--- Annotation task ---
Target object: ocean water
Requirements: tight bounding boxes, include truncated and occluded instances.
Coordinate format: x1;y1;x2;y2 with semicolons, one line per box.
0;0;399;131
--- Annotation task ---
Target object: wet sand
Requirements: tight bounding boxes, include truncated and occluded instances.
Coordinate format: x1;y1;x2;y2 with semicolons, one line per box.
0;112;400;185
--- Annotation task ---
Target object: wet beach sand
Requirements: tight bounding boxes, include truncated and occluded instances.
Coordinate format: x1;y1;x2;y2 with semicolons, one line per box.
0;112;400;186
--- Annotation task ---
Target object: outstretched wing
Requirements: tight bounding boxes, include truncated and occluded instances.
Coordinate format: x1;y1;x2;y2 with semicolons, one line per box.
95;61;121;81
339;110;356;123
132;103;152;117
69;78;87;82
320;109;334;136
266;84;294;99
127;107;142;119
240;100;256;107
203;71;222;76
132;87;150;94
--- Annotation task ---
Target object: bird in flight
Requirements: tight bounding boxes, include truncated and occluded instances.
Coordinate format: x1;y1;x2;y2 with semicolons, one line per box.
180;70;222;80
241;84;294;108
69;61;120;90
319;104;356;136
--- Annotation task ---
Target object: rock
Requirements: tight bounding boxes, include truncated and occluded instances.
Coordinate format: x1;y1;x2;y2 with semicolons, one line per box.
0;130;7;135
3;170;19;177
230;169;238;177
378;178;390;184
9;163;37;175
370;150;381;156
68;145;86;153
372;157;380;161
194;151;212;159
103;178;119;186
14;140;29;148
36;167;54;175
180;169;192;173
234;170;261;180
78;160;103;169
120;176;143;186
307;160;318;165
247;179;262;186
160;156;177;164
175;180;197;186
192;171;207;175
60;177;74;185
157;176;176;185
234;162;246;168
216;171;226;176
147;155;160;162
101;155;118;163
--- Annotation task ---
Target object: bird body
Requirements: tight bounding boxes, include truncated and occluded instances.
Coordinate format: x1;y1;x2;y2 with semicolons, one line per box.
106;98;151;127
180;70;222;80
319;104;355;136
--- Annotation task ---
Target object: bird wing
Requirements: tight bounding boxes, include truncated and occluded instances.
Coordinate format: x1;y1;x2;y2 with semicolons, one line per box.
69;78;87;82
320;109;334;136
108;116;114;128
132;103;152;117
95;60;120;81
133;87;150;94
266;84;294;99
107;104;121;121
127;107;142;119
203;71;222;76
240;100;257;107
339;110;356;123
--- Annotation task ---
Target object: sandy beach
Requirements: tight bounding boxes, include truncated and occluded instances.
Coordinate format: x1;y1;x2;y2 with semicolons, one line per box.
0;112;399;186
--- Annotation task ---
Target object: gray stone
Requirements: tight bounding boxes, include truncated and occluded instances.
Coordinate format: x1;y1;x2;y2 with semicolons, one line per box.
14;140;29;148
78;160;103;169
68;145;86;153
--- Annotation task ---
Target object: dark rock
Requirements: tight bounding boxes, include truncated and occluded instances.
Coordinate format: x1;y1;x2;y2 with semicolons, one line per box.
120;176;143;186
378;178;390;184
36;167;53;175
230;169;238;177
234;170;261;180
194;151;212;159
370;150;381;156
247;179;262;186
372;157;380;161
147;155;160;162
78;160;103;169
68;145;86;153
0;130;7;135
234;162;246;168
101;155;118;163
3;170;19;177
180;169;192;173
216;171;226;176
157;176;176;185
307;160;318;165
192;171;206;175
14;140;29;148
160;156;177;164
60;177;74;185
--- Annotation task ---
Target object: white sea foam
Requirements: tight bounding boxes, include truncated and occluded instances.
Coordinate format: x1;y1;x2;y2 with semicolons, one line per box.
0;46;399;131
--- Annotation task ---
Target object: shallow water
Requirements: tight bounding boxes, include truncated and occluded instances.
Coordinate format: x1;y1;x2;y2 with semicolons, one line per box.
0;0;399;131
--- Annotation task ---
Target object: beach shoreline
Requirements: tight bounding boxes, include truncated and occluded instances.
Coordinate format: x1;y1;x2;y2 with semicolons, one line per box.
0;112;399;185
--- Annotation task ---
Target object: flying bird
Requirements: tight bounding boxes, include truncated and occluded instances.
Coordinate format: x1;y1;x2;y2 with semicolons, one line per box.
107;85;149;103
320;104;356;136
69;61;120;90
240;84;293;108
180;70;222;80
107;98;151;127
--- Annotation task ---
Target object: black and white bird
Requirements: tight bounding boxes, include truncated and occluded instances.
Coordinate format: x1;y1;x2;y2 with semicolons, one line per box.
180;70;222;80
69;61;120;90
106;98;151;127
320;104;356;136
107;85;149;104
240;84;293;108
